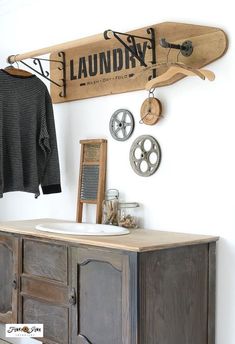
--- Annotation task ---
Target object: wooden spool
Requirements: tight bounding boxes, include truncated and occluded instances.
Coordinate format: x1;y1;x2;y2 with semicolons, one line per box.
140;97;162;125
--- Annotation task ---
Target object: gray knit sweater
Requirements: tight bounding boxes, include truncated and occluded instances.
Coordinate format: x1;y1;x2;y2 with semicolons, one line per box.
0;69;61;198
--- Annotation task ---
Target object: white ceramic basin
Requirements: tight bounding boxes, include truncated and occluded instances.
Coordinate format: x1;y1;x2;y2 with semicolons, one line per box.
35;222;129;236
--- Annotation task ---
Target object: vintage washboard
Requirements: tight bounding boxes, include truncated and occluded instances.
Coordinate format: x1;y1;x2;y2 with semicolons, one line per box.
76;139;107;223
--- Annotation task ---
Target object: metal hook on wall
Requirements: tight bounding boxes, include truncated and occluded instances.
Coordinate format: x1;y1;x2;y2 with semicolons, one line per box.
104;28;157;79
18;52;66;97
160;38;193;57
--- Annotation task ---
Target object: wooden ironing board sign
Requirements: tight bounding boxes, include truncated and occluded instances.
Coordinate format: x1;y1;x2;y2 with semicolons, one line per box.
50;22;228;103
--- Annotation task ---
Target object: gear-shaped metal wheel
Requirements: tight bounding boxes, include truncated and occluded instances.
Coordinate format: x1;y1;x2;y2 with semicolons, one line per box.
129;135;161;176
109;109;135;141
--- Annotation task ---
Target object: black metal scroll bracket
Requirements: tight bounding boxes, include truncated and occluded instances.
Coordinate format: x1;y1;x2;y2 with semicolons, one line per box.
104;28;157;79
15;52;66;97
159;38;193;57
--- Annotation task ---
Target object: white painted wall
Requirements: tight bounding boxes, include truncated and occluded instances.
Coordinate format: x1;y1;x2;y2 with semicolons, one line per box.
0;0;234;343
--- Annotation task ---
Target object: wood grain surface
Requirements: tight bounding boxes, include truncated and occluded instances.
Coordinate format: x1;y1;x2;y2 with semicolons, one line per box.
70;246;131;344
0;218;218;252
139;244;209;344
22;297;69;344
0;234;19;323
50;22;228;103
23;239;68;283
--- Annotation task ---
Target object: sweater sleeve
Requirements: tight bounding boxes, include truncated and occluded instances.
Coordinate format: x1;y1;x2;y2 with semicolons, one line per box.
39;89;61;194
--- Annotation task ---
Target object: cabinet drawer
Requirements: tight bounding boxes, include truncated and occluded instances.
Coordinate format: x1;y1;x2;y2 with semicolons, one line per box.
23;239;67;283
21;275;69;305
22;296;69;344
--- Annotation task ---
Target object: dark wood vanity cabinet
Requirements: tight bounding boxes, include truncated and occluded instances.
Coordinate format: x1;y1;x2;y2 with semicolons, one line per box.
0;220;217;344
0;233;19;324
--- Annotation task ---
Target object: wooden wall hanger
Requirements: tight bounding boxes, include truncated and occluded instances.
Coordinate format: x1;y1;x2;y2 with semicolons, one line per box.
144;36;217;89
4;66;33;77
4;57;33;77
50;22;228;103
145;63;215;90
171;63;215;81
7;22;228;103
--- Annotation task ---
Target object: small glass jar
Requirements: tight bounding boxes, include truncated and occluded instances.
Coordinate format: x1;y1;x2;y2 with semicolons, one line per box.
118;202;139;229
102;189;119;226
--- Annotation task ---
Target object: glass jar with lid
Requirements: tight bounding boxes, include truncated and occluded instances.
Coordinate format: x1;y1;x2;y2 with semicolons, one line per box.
118;202;139;229
102;189;119;226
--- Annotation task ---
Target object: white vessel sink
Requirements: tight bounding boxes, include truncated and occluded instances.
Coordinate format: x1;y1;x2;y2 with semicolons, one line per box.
35;222;129;236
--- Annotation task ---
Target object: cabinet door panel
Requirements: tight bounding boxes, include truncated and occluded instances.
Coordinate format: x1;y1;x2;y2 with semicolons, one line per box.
80;260;122;343
0;235;18;323
139;244;209;344
22;297;69;344
71;247;131;344
0;244;12;313
23;239;67;283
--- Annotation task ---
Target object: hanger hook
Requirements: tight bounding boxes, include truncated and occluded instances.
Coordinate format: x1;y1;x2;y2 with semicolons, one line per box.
148;88;155;98
13;54;20;68
176;50;182;63
7;55;15;65
166;47;171;64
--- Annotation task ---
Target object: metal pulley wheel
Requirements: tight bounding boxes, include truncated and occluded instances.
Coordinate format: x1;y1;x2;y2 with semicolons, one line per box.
140;97;162;125
129;135;161;177
109;109;135;141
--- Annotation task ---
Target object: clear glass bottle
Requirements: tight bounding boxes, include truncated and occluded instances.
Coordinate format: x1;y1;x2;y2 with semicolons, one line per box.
102;189;119;226
118;202;139;229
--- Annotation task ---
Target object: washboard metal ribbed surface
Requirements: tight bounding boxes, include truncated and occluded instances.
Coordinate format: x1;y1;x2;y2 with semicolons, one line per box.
76;139;107;223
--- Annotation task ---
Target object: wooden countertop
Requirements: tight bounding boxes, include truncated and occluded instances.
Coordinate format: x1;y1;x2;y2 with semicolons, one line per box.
0;218;219;252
